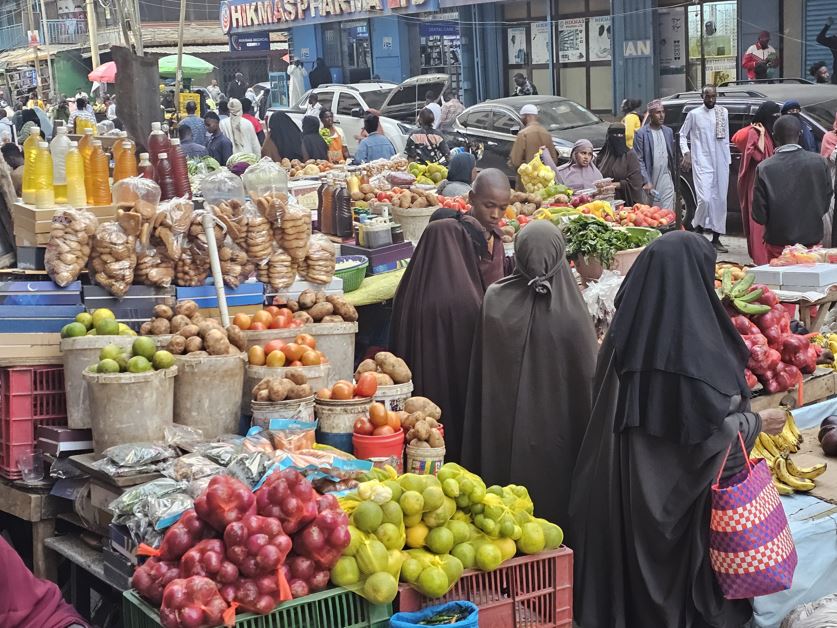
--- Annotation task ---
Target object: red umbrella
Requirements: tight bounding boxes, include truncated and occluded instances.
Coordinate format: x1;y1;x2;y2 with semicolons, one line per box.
88;61;117;83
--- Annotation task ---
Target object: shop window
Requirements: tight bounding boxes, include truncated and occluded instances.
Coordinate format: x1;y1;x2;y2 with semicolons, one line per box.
558;0;586;16
461;109;491;130
589;66;612;111
337;93;362;116
492;111;519;132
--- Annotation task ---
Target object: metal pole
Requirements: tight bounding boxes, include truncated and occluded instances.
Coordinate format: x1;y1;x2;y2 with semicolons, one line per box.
547;0;554;95
131;0;143;55
25;0;42;101
86;0;100;69
37;0;54;102
173;0;186;121
202;213;229;327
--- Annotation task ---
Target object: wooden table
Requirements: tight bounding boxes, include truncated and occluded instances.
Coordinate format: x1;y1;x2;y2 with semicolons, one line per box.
0;481;71;579
751;369;837;413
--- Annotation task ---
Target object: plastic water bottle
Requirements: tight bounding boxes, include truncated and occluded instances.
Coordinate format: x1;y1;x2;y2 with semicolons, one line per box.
88;140;111;206
64;142;87;208
33;142;54;208
50;126;71;203
21;126;41;204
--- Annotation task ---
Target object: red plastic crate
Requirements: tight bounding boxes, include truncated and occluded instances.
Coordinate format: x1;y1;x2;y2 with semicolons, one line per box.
0;366;67;479
397;547;573;628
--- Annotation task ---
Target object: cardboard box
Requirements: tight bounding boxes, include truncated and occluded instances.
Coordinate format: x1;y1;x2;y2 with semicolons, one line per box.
12;202;117;235
0;332;61;360
36;426;93;457
15;246;45;270
778;264;837;289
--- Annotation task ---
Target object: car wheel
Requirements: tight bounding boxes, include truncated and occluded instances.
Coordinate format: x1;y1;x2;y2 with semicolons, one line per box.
679;183;696;230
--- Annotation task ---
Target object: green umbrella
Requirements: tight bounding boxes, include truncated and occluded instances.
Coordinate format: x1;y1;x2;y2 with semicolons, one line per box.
158;54;214;78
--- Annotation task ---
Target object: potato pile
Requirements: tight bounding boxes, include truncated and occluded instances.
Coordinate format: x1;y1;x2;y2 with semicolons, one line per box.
298;237;336;285
402;396;444;449
354;351;412;386
391;188;439;209
139;300;246;357
349;183;379;203
510;191;543;208
251;369;312;402
89;221;137;297
277;289;359;324
277;159;334;178
45;208;98;287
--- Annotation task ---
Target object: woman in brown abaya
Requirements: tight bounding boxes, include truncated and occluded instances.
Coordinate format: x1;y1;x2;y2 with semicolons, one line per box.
389;218;486;462
461;221;596;526
597;122;645;205
569;231;787;628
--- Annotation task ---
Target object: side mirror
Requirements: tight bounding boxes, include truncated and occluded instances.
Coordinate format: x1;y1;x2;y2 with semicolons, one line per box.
351;107;363;118
510;126;520;136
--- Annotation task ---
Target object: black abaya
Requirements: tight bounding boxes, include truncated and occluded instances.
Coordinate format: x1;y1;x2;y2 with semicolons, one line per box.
461;221;597;526
389;219;486;462
569;232;761;628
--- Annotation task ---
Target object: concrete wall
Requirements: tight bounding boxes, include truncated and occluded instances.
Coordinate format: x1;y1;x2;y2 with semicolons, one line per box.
369;16;411;83
783;0;803;78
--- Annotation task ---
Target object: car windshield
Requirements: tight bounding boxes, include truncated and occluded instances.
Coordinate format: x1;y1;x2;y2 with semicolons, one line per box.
803;99;837;131
360;89;391;111
537;100;600;131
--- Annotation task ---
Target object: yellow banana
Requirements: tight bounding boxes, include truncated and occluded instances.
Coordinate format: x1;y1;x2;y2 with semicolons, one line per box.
759;433;781;458
752;441;775;465
772;476;795;496
783;411;803;444
785;457;827;480
781;423;802;450
772;432;798;454
774;457;816;491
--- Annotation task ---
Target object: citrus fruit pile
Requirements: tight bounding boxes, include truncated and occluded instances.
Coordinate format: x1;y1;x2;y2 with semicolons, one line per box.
61;308;136;338
91;336;175;374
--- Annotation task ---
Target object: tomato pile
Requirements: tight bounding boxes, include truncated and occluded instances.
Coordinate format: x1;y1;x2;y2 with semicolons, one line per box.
316;374;378;401
437;196;471;212
609;204;675;228
353;401;405;437
247;334;326;368
233;307;300;332
133;471;351;627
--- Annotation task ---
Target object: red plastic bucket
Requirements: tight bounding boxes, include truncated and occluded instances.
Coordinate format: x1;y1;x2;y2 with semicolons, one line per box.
353;428;405;473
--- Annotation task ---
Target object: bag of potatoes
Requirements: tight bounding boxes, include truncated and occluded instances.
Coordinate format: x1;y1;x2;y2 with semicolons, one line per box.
45;208;98;287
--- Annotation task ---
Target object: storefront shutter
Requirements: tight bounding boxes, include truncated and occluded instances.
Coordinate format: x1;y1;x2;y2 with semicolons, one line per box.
805;0;837;74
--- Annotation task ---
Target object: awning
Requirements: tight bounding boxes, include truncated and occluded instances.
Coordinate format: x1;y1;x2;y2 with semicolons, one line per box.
0;44;76;67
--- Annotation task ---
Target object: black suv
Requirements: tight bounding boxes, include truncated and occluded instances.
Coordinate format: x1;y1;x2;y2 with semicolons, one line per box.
662;81;837;232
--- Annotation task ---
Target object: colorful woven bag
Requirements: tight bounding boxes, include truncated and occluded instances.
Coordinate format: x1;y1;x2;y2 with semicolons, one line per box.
710;432;797;599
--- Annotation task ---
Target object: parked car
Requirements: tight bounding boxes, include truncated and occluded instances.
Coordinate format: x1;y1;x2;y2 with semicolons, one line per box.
662;81;837;232
266;74;449;156
444;95;610;182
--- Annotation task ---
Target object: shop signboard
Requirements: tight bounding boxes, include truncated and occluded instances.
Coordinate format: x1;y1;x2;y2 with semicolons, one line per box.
507;27;527;65
558;18;586;63
220;0;438;33
588;16;611;61
530;22;551;65
229;31;271;51
268;71;289;107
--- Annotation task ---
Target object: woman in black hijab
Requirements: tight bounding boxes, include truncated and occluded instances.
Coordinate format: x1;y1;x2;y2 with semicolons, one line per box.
309;58;331;89
262;111;303;162
462;221;596;525
569;231;787;628
390;218;486;462
596;122;645;205
438;152;476;197
300;115;328;161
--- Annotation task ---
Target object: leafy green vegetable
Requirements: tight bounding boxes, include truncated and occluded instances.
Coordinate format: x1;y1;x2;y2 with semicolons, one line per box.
187;156;220;176
562;217;657;268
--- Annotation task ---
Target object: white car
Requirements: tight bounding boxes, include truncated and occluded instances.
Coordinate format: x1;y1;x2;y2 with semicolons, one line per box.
267;74;449;157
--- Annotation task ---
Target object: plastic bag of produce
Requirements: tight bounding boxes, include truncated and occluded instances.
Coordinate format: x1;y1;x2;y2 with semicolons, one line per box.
201;167;246;207
112;175;162;208
194;441;240;467
219;573;292;615
135;243;174;287
223;513;292;577
278;197;311;262
208;199;247;249
399;549;463;599
264;420;317;453
390;601;479;628
89;220;137;297
225;452;273;489
298;234;336;285
157;197;195;262
242;157;289;199
255;468;318;534
282;553;332;598
148;492;195;530
131;557;181;606
108;478;186;522
45;208;98;287
174;243;210;287
165;425;205;450
138;509;216;562
103;443;177;467
781;594;837;628
194;475;257;532
218;237;253;289
292;493;351;570
163;453;223;483
180;538;240;584
159;576;231;628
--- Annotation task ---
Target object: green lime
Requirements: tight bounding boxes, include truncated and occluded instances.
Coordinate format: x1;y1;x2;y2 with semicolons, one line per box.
95;318;119;336
75;312;93;330
451;543;475;569
353;501;384;534
417;565;449;598
61;322;87;338
330;556;360;587
362;571;398;605
91;308;115;327
516;522;545;555
127;355;152;373
422;485;444;512
99;343;124;361
374;522;402;551
425;526;454;555
152;350;175;370
132;336;157;361
399;491;424;517
475;543;502;572
97;358;120;374
400;557;423;584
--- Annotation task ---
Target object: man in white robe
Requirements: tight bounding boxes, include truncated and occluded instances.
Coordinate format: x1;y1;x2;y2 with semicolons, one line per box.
679;85;731;252
287;61;307;107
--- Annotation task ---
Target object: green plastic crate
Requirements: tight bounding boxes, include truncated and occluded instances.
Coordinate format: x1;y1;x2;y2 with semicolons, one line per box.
123;586;393;628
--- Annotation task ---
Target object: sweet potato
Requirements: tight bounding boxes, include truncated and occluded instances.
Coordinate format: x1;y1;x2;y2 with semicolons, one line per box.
293;311;314;325
140;321;153;336
252;378;270;397
179;324;200;339
326;296;358;322
404;396;441;420
149;317;171;335
374;373;395;387
204;329;230;356
374;352;411;384
184;336;203;353
169;314;191;334
410;439;431;449
268;379;293;402
153;304;174;320
354;359;377;379
284;369;307;386
321;315;344;323
428;428;444;448
286;383;312;400
256;389;271;402
402;411;424;430
287;299;300;313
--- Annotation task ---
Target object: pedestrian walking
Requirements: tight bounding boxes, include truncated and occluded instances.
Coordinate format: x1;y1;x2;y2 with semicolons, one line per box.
596;123;644;205
405;108;450;164
678;85;731;252
240;98;264;144
206;79;222;104
633;99;675;209
753;115;833;257
781;100;818;152
287;61;307;106
204;111;233;165
439;89;464;131
226;72;247;101
424;91;442;129
219;98;261;156
509;104;557;190
817;18;837;85
179;100;207;146
732;100;780;265
620;99;642;149
742;31;779;79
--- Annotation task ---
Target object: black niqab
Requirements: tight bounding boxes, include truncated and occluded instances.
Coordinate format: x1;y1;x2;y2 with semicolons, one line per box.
609;231;750;444
301;115;327;161
461;221;596;524
268;111;303;161
389;219;486;462
753;100;780;135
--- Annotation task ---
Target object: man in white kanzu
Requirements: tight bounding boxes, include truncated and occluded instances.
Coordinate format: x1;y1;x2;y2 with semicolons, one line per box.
679;85;731;252
287;60;307;106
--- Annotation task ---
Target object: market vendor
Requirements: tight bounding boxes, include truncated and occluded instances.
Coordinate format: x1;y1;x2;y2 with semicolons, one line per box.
462;220;596;526
437;152;476;197
0;536;89;627
569;231;788;628
390;218;487;462
554;139;603;190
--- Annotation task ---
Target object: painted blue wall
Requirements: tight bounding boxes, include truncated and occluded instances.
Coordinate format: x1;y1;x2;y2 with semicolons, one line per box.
459;3;504;105
289;25;323;89
612;0;656;113
370;16;411;83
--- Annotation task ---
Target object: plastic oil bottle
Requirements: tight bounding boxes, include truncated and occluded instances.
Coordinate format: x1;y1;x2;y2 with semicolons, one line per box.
155;152;176;200
33;142;54;208
138;153;155;180
50;126;71;204
89;140;111;205
79;129;95;204
113;141;138;182
21;126;41;204
148;121;170;164
168;138;192;198
64;142;87;208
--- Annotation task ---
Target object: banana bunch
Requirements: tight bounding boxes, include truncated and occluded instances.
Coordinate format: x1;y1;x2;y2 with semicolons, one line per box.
751;411;827;495
716;270;771;315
